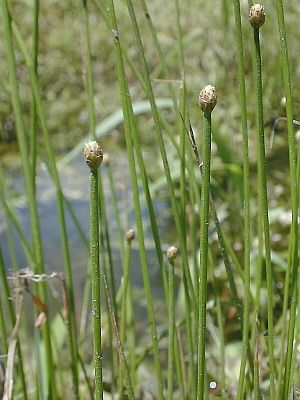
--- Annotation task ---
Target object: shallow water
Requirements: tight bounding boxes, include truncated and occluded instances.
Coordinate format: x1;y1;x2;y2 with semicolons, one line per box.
0;151;172;311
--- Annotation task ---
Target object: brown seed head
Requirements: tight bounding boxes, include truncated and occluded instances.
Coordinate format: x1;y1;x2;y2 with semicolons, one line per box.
249;4;265;29
83;140;103;169
125;228;135;243
167;246;179;262
199;85;217;113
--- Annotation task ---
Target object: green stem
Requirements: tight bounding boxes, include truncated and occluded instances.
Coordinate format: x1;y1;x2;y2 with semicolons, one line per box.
253;26;275;398
139;0;178;113
107;2;164;397
124;0;196;315
253;317;261;400
82;0;96;139
89;167;103;400
29;0;39;183
119;237;133;398
233;0;251;397
11;20;79;396
196;111;212;400
167;258;175;400
1;1;54;396
273;0;299;397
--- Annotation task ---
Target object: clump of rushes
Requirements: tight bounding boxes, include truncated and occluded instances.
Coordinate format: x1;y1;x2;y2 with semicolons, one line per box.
249;6;275;398
84;140;104;400
167;246;178;400
197;85;216;400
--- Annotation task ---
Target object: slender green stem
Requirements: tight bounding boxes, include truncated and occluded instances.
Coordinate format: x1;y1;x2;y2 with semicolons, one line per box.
107;162;125;260
107;2;164;397
175;0;185;69
253;318;261;400
11;20;79;396
210;250;226;396
197;111;212;400
174;327;186;399
233;0;251;397
82;0;96;139
98;177;117;395
273;0;299;397
167;258;175;400
139;0;178;113
125;0;196;317
179;79;187;245
1;2;54;396
89;166;103;400
119;235;133;398
252;26;275;398
29;0;39;183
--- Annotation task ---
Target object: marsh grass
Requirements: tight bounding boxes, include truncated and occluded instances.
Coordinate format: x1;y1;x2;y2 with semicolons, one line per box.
0;0;299;399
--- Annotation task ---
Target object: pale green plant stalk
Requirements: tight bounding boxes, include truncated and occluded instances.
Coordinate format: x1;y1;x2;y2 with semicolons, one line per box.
209;250;226;396
82;0;96;139
186;113;255;383
246;2;264;323
174;328;186;399
101;256;135;400
179;79;187;246
139;0;178;113
232;0;251;397
166;246;178;400
98;174;119;397
253;317;261;400
175;0;185;69
84;141;104;400
106;159;125;260
124;0;197;314
1;1;54;396
107;2;164;397
249;5;275;397
94;0;169;310
272;0;299;397
119;229;135;397
29;0;39;181
197;85;216;400
11;21;80;396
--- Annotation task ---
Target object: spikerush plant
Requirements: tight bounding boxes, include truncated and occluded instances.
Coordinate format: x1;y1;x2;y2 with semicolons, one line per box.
84;140;104;400
232;0;252;397
197;84;216;400
249;4;275;397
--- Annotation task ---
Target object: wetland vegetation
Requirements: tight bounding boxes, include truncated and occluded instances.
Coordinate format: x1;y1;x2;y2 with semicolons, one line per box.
1;0;300;399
